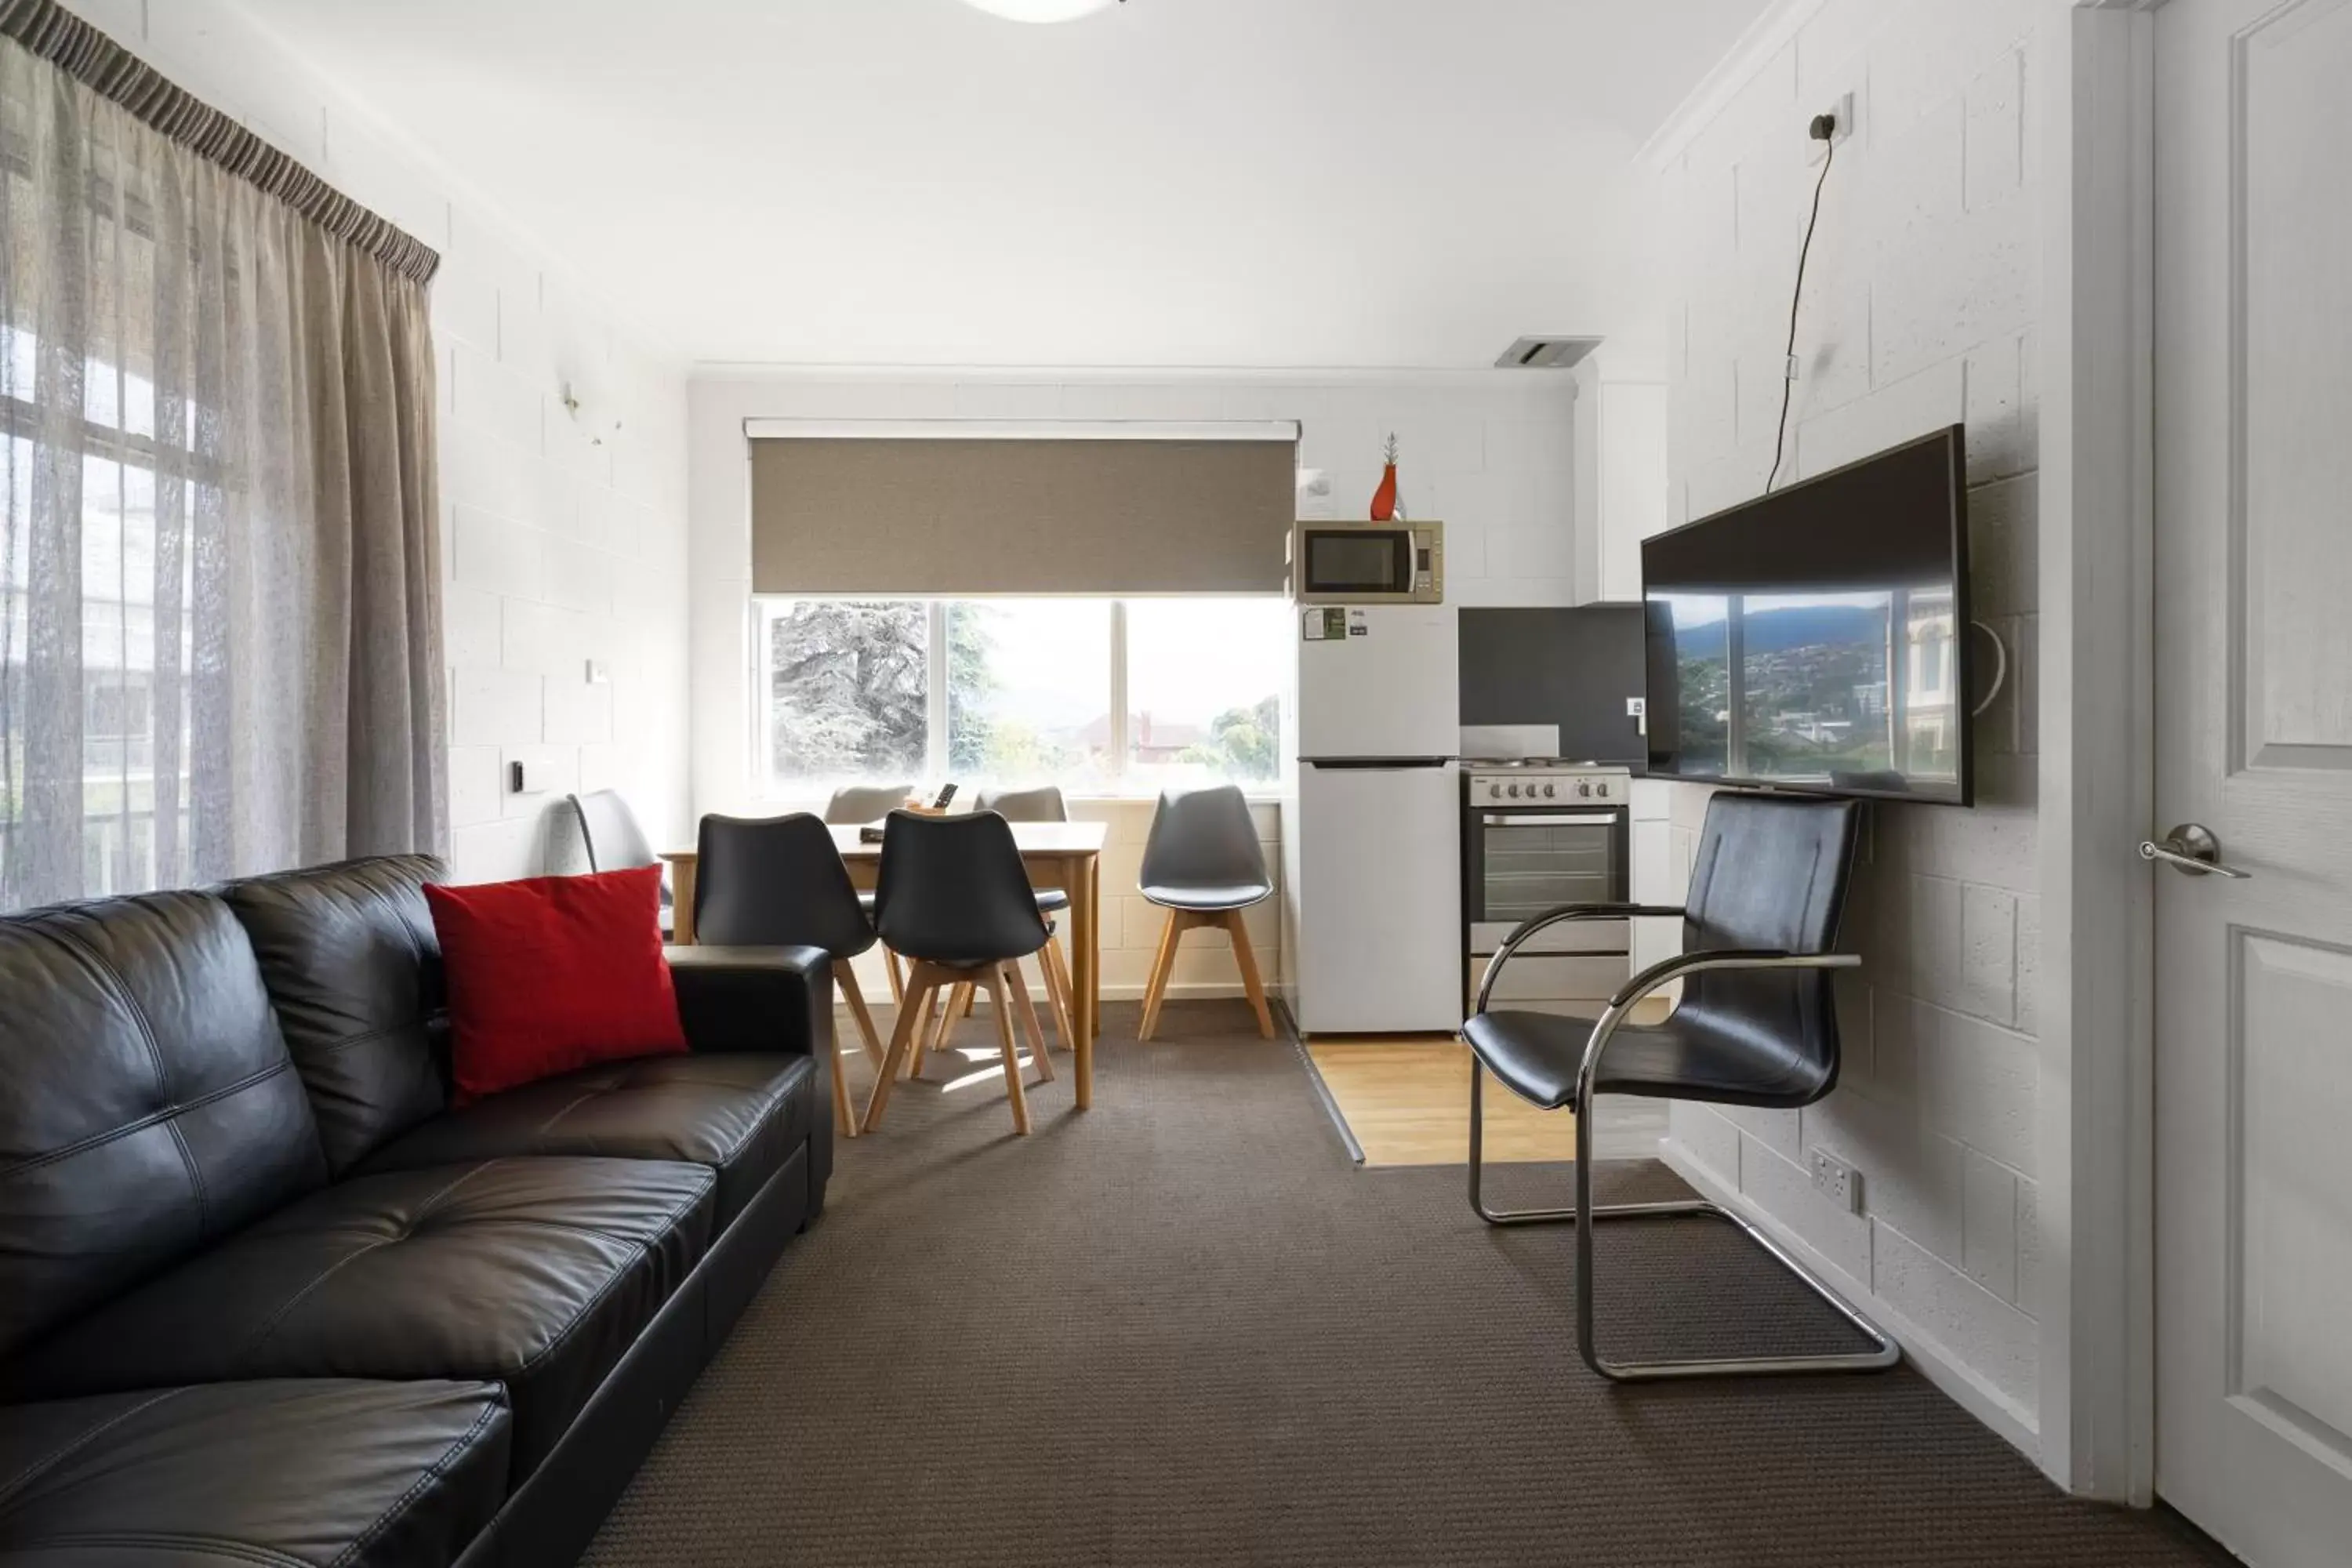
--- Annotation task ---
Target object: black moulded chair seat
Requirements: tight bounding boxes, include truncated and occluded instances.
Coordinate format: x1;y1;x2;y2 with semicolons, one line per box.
1461;791;1900;1383
1134;784;1276;1040
694;812;886;1140
568;789;672;936
862;810;1058;1136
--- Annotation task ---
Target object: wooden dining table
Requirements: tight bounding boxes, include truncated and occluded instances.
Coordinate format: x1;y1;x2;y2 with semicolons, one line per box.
660;820;1109;1110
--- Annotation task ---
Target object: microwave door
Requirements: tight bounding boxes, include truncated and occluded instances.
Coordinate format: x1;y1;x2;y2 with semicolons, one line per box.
1303;529;1410;597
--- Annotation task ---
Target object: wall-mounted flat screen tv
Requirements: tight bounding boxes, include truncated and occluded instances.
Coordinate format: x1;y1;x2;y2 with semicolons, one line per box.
1641;426;1971;806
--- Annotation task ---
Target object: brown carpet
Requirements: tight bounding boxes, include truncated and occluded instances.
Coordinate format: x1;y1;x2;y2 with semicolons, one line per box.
583;1002;2226;1567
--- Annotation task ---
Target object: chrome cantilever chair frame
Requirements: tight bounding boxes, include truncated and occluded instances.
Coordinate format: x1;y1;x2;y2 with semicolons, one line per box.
1468;902;1900;1382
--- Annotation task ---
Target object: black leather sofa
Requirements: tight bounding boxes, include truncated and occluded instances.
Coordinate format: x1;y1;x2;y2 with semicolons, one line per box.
0;854;833;1568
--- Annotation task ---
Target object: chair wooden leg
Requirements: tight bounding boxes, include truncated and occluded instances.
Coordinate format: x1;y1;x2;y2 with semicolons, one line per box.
834;959;887;1065
863;968;941;1131
884;947;905;1004
1007;960;1054;1083
908;982;947;1082
927;984;967;1057
1137;909;1185;1041
1040;939;1077;1051
827;1025;855;1139
956;982;977;1022
982;967;1031;1135
1221;909;1275;1039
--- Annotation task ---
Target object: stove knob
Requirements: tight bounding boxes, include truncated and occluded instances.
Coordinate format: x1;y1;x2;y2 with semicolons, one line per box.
1578;782;1593;797
1542;783;1557;798
1507;783;1521;798
1595;780;1610;798
1487;782;1502;800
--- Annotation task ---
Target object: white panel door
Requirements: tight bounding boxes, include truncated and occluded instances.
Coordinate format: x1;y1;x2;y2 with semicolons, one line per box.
2154;3;2352;1562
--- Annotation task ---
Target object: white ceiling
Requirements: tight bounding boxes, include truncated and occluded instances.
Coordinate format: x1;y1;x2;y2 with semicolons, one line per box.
234;0;1771;369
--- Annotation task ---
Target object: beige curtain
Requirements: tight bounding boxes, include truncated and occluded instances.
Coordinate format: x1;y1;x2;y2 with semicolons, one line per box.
0;3;443;909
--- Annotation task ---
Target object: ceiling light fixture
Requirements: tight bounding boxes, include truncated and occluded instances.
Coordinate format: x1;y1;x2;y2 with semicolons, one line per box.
958;0;1120;22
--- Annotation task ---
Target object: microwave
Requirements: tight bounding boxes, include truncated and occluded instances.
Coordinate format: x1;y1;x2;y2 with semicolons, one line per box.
1290;521;1445;604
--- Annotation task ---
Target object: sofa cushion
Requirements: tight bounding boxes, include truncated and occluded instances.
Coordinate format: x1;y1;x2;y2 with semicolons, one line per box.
0;1378;510;1568
423;868;687;1105
0;890;325;1362
359;1052;816;1229
222;855;451;1175
11;1156;715;1478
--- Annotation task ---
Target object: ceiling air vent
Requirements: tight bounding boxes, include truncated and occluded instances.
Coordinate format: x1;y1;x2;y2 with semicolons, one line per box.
1496;336;1602;370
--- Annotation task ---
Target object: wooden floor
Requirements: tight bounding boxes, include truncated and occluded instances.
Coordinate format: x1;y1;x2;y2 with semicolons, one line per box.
1305;1007;1671;1168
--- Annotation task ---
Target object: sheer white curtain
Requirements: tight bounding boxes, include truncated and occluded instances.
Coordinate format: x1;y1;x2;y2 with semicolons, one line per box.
0;10;444;909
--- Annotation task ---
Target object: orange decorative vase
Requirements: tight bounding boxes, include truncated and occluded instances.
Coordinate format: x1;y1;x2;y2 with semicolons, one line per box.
1369;433;1402;521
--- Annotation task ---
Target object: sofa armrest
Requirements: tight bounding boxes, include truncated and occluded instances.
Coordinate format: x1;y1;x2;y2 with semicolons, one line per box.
666;945;833;1058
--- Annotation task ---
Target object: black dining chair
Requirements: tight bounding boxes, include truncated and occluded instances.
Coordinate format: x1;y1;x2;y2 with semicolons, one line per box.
1461;791;1898;1381
694;812;889;1141
568;789;672;937
1135;785;1275;1040
861;810;1056;1137
934;785;1076;1051
824;782;914;997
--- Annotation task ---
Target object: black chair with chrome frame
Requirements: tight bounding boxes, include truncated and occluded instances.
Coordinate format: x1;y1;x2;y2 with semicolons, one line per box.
1461;790;1900;1382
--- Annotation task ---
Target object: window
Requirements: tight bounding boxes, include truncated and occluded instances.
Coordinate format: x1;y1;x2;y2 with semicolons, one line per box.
764;601;929;782
1123;597;1286;787
757;597;1287;797
947;600;1114;786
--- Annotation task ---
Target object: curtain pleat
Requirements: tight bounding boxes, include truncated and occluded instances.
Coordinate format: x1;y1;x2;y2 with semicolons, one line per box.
0;28;444;909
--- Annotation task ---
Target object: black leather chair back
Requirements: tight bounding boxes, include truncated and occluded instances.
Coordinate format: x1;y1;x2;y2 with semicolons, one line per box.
693;813;875;960
0;891;328;1359
873;810;1049;966
1677;793;1862;1094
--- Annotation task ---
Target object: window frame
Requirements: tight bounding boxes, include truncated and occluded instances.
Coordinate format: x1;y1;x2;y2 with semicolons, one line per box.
752;593;1287;801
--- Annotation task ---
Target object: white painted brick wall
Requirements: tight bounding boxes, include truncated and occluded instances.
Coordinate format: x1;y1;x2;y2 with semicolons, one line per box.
66;0;695;885
1634;0;2047;1428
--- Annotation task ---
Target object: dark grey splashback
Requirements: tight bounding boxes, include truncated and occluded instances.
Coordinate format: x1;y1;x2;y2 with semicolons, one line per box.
1458;604;1646;765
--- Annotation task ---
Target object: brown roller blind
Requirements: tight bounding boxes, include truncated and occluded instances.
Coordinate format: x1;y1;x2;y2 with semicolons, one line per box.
749;434;1298;595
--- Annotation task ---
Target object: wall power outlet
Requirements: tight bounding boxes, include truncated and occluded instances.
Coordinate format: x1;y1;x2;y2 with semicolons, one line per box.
1808;90;1855;164
1809;1147;1864;1214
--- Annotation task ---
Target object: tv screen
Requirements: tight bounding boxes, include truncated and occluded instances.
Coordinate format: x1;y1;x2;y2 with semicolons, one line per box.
1641;426;1971;805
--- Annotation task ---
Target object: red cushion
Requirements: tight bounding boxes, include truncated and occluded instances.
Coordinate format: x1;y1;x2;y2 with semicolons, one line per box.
423;866;686;1105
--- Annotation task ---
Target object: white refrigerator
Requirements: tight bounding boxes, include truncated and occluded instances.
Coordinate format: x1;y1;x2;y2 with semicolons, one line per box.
1283;605;1463;1036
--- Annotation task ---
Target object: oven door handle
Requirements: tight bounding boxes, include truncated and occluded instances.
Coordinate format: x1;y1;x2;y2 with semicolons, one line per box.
1480;812;1622;827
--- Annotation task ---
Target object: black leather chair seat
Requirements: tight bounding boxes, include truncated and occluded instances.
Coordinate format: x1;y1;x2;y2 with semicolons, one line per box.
0;1378;510;1568
16;1156;715;1478
1140;880;1271;911
1463;1009;1835;1111
358;1054;814;1227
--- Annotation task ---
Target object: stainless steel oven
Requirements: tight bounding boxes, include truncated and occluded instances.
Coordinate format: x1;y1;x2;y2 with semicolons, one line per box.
1461;765;1631;1013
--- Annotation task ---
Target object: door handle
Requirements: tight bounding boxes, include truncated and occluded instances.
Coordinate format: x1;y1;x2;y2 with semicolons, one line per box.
2139;823;2252;880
